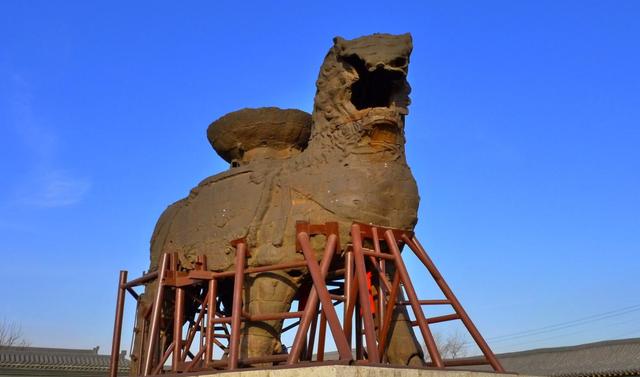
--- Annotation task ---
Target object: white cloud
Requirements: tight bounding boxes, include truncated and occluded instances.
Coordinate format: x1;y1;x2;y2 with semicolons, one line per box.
19;170;92;208
5;74;92;208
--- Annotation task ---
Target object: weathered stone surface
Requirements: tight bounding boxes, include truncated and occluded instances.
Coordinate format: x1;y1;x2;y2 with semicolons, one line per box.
132;33;424;372
207;107;312;165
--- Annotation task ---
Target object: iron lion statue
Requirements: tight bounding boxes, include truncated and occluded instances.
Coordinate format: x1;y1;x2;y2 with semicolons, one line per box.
131;32;427;371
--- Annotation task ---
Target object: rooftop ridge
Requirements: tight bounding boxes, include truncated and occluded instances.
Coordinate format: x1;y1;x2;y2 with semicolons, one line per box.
0;346;100;354
491;337;640;359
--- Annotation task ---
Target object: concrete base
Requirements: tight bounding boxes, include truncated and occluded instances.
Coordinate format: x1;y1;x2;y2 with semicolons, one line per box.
197;365;529;377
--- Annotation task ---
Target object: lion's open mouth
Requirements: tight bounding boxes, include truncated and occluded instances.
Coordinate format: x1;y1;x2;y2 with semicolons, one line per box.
344;55;408;111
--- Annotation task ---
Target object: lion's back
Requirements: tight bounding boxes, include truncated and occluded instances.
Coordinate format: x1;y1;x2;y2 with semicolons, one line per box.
149;168;266;271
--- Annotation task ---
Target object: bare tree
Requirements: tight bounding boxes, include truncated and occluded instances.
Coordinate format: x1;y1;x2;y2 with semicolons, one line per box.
425;330;468;360
437;330;467;359
0;319;29;349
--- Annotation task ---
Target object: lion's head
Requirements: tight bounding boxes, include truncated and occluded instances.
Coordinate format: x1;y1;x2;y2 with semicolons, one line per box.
308;33;413;162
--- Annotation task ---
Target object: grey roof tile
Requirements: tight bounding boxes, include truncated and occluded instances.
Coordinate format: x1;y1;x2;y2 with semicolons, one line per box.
466;338;640;377
0;346;130;373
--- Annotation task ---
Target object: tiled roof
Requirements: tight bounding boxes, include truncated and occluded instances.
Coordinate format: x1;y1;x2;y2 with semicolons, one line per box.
320;338;640;377
468;338;640;377
0;346;129;375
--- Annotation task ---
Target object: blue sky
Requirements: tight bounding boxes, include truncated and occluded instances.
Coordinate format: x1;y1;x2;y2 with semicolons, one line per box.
0;1;638;356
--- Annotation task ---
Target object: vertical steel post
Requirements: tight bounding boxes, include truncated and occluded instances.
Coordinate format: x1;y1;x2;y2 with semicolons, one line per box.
288;233;351;363
305;302;320;360
109;271;127;377
181;300;206;364
372;227;385;335
288;233;334;364
317;311;327;361
351;224;380;363
355;301;363;360
205;279;217;366
228;242;246;370
343;251;354;345
136;313;148;375
172;287;185;371
143;253;170;376
384;230;444;368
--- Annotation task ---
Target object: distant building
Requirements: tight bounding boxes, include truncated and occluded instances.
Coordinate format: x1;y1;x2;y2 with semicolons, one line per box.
321;338;640;377
466;337;640;377
0;346;129;377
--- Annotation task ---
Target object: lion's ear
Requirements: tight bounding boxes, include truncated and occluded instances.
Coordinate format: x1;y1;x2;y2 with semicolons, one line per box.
333;36;346;49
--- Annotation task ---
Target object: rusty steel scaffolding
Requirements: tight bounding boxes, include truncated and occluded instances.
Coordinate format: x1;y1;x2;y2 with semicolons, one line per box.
109;222;505;376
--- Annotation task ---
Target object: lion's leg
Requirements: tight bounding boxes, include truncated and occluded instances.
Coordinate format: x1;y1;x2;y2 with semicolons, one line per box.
385;300;426;366
382;265;426;366
240;271;299;361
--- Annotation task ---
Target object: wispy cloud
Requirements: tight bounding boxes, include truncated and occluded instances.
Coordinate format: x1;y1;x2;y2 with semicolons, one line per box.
18;170;92;208
4;74;91;208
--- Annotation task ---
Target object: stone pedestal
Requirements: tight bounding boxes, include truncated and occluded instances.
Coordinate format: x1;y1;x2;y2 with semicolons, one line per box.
196;365;528;377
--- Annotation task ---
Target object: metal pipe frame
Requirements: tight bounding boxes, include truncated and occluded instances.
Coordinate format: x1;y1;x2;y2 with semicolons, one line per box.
110;221;504;375
109;271;127;377
317;311;327;361
402;235;506;372
384;229;443;367
343;250;354;346
305;301;320;361
142;253;170;376
205;280;216;365
373;227;385;343
172;287;185;371
377;272;400;359
228;241;246;370
350;224;380;362
287;232;352;363
181;299;206;362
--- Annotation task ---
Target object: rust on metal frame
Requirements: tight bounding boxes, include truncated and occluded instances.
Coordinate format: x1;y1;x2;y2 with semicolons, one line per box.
109;271;127;377
349;222;504;372
289;230;352;363
109;221;504;375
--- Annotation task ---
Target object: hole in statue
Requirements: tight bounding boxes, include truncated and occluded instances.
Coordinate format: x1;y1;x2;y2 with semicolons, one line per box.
344;54;405;110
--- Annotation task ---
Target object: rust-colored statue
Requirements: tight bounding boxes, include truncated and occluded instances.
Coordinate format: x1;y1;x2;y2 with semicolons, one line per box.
131;33;426;371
